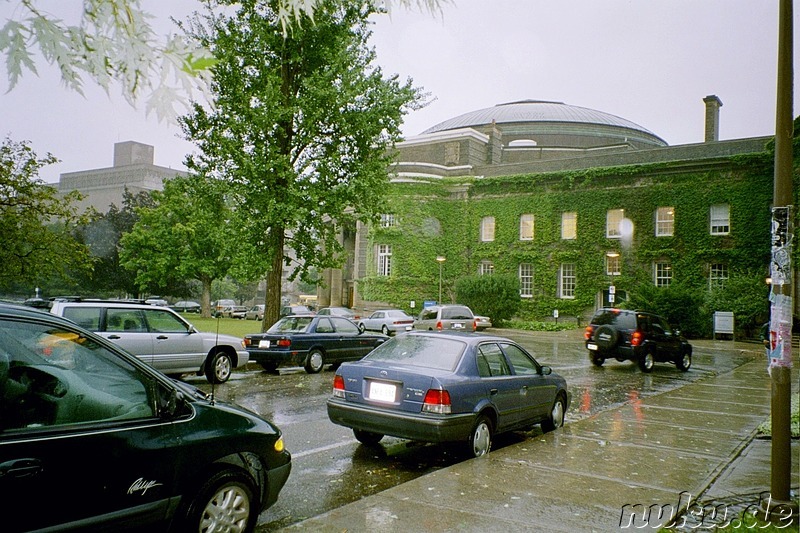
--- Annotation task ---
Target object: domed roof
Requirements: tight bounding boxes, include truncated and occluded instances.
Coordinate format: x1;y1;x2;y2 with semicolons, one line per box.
421;100;665;145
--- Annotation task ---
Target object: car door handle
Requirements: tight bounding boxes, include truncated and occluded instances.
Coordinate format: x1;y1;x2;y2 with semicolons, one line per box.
0;458;43;479
490;389;498;395
107;334;121;340
156;335;169;340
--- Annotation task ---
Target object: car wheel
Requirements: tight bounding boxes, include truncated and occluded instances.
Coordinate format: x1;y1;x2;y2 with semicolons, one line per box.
468;415;493;458
593;325;620;350
182;469;257;533
354;429;383;445
304;349;324;374
676;351;692;372
381;325;390;336
590;353;605;367
206;351;232;384
542;394;566;432
638;351;655;373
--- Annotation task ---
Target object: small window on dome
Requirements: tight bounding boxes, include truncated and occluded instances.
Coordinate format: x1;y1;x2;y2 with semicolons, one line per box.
508;139;538;147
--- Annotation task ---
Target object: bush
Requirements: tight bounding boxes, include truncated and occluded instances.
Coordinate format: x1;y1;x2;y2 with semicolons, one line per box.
455;274;520;327
624;281;708;337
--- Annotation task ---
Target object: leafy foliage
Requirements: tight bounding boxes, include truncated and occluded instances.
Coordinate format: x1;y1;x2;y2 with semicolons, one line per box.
0;137;93;292
180;0;424;326
455;274;520;327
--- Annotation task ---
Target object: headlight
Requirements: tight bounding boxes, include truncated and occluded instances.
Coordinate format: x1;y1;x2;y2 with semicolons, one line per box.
274;436;285;453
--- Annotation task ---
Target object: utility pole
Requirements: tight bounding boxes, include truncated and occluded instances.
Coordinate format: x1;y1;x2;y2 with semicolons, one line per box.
765;0;796;520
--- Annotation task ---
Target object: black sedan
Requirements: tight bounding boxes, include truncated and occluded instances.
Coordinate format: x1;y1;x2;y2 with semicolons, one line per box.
243;315;388;374
0;303;291;532
327;331;569;458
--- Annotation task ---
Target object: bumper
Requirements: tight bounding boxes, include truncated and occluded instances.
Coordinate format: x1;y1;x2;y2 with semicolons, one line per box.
327;399;475;443
585;343;640;360
247;349;308;368
235;350;250;368
262;458;291;510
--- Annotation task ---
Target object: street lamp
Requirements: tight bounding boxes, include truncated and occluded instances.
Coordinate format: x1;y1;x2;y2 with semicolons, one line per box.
436;256;446;304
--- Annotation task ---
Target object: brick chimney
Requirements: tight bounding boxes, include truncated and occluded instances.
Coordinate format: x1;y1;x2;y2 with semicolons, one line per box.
703;95;723;142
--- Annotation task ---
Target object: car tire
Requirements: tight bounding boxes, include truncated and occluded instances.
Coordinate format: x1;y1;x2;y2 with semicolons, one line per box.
206;351;233;384
182;469;257;533
381;325;390;336
542;394;566;432
354;429;383;445
358;323;366;333
304;349;325;374
590;353;605;367
468;415;493;458
593;325;619;350
638;351;655;373
676;351;692;372
260;362;278;373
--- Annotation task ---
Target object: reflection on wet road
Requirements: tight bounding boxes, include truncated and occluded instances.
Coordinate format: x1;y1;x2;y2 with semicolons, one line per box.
187;329;756;531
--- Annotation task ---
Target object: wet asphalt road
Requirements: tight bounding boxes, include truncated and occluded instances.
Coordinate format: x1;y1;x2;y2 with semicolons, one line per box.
186;328;755;531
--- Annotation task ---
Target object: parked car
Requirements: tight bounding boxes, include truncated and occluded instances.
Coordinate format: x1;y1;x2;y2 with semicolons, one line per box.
246;304;265;321
0;303;291;532
222;305;248;319
50;300;249;383
212;299;237;318
316;306;361;320
327;331;569;458
474;315;492;331
243;315;388;374
171;300;201;313
414;304;477;332
280;304;314;317
357;309;414;335
144;298;169;307
584;308;693;373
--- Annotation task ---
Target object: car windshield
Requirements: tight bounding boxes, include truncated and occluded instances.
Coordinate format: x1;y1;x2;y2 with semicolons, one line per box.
364;335;466;371
268;316;313;333
441;306;472;320
592;310;637;330
387;310;409;318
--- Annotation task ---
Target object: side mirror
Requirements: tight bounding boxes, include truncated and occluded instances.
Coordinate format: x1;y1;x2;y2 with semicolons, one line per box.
541;366;552;376
158;385;185;419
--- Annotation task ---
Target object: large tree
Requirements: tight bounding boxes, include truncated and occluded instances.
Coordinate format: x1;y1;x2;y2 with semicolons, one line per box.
119;174;234;316
180;0;424;328
0;137;93;292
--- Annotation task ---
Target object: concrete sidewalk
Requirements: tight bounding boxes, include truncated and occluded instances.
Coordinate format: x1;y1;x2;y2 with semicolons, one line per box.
287;340;798;532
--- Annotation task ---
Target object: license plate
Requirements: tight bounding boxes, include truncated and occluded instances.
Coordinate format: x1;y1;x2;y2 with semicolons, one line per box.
452;323;464;329
258;340;270;348
587;343;598;351
368;381;396;403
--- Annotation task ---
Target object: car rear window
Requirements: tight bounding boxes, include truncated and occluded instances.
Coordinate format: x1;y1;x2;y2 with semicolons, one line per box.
269;316;313;333
591;310;637;330
363;335;466;371
441;306;473;320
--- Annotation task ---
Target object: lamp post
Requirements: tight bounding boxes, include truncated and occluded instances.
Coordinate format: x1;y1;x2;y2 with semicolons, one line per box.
436;256;446;304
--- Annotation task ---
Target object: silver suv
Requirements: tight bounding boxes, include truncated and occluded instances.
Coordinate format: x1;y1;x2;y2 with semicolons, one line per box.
50;300;248;383
414;304;477;332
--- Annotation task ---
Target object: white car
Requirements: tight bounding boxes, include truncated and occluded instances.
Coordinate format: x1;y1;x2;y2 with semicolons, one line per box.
357;309;414;335
475;315;492;331
50;300;248;383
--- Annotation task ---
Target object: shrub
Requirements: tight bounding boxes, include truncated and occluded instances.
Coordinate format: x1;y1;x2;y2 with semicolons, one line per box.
455;274;520;327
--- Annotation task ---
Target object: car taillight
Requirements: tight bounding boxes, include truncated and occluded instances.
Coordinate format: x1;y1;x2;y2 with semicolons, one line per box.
422;389;451;414
584;326;594;340
436;320;443;331
631;330;644;346
332;375;345;398
472;319;478;331
277;339;291;347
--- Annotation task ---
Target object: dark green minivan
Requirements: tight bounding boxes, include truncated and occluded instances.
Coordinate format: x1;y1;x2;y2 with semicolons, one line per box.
0;303;290;532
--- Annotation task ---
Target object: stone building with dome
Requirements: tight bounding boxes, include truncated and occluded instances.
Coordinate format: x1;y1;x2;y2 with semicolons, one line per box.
317;96;786;333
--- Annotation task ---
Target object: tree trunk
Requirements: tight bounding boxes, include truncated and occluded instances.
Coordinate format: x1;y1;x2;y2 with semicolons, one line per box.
201;277;213;318
262;227;285;331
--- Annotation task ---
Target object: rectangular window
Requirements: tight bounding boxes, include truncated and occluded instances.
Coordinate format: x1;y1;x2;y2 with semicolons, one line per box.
606;209;625;238
519;263;534;297
480;216;495;242
709;263;729;287
519;214;534;240
380;214;396;228
559;263;576;299
656;207;674;237
606;252;621;276
710;204;730;235
377;244;392;276
479;261;494;275
561;212;577;240
654;261;672;287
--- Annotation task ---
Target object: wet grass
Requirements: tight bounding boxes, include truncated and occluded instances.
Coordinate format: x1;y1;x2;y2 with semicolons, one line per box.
756;394;800;438
179;314;264;338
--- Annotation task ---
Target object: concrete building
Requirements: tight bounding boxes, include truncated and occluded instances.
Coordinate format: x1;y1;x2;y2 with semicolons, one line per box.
57;141;187;213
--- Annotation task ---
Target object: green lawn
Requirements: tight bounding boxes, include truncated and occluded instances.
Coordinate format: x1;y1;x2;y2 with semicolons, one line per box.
180;315;265;338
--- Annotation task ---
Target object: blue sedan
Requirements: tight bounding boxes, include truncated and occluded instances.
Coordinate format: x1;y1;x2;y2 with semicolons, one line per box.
327;331;569;457
243;315;388;373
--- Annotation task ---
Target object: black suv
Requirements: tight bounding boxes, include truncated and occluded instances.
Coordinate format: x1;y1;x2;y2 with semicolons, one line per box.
584;308;692;372
0;303;291;531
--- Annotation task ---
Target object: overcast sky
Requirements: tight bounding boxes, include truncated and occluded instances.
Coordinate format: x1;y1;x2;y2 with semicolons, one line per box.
1;1;797;184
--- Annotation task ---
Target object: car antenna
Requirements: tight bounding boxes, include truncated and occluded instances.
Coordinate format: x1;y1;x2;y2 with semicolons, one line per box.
210;311;221;404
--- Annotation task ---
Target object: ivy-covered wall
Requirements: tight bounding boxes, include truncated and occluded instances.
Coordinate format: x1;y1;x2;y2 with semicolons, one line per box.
358;151;794;323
